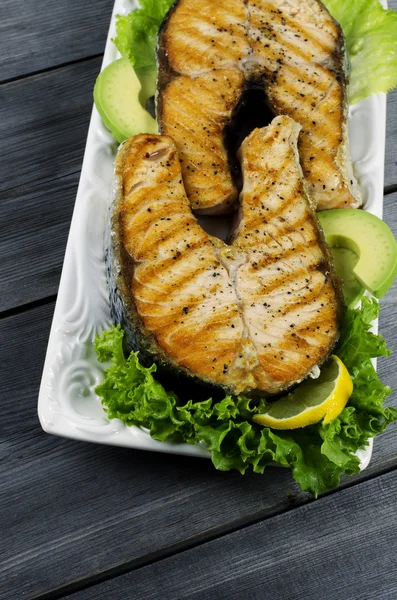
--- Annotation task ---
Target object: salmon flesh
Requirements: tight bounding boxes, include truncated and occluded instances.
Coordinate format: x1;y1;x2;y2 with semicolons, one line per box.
157;0;361;213
107;119;343;396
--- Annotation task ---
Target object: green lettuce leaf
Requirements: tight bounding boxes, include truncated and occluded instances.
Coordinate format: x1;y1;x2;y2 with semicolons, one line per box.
113;0;174;71
323;0;397;103
95;297;397;497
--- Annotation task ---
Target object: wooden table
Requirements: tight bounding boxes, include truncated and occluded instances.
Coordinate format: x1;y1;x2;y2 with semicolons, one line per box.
2;1;397;598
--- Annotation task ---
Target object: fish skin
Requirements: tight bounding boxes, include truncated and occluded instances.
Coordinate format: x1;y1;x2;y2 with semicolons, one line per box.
108;121;343;396
157;0;361;212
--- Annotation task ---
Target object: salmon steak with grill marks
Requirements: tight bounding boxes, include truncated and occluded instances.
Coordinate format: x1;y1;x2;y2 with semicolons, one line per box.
107;117;343;396
157;0;361;213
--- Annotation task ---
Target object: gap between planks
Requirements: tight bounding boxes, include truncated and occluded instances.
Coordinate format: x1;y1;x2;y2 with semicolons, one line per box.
0;54;104;88
49;467;397;600
384;183;397;196
0;294;58;321
30;457;397;600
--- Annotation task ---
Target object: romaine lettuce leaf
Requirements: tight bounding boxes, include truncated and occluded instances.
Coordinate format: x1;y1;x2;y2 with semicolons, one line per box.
323;0;397;103
95;297;397;497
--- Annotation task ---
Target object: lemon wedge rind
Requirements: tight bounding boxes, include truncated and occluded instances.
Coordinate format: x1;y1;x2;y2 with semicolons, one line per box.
253;355;353;430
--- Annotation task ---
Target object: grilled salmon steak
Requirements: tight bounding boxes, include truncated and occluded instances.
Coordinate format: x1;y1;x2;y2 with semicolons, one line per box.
107;119;343;396
158;0;361;213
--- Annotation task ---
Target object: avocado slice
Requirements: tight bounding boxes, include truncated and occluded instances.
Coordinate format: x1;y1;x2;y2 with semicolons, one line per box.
94;57;157;143
318;209;397;299
330;247;365;307
136;67;157;108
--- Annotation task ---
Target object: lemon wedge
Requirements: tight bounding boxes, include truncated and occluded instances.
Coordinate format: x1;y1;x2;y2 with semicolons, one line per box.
253;355;353;429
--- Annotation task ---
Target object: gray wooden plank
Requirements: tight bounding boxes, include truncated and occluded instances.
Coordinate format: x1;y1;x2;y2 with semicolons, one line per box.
0;58;103;312
0;57;102;196
0;302;310;600
66;468;397;600
385;90;397;190
374;0;397;188
0;0;114;82
0;173;77;312
1;264;397;598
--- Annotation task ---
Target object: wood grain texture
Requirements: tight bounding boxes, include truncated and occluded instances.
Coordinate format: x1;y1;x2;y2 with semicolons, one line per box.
385;90;397;190
1;257;397;599
0;57;103;196
0;0;114;82
0;304;306;600
380;0;397;189
0;173;77;312
66;468;397;600
0;58;104;313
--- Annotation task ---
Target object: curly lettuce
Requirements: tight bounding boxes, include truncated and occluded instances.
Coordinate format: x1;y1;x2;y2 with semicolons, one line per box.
113;0;174;71
323;0;397;103
95;298;397;497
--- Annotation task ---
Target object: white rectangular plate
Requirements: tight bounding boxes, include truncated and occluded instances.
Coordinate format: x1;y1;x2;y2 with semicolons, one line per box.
38;0;386;469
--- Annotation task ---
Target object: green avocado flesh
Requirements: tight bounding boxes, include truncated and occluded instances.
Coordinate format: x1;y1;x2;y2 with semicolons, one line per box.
318;209;397;299
94;57;157;143
330;247;364;307
136;67;157;107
